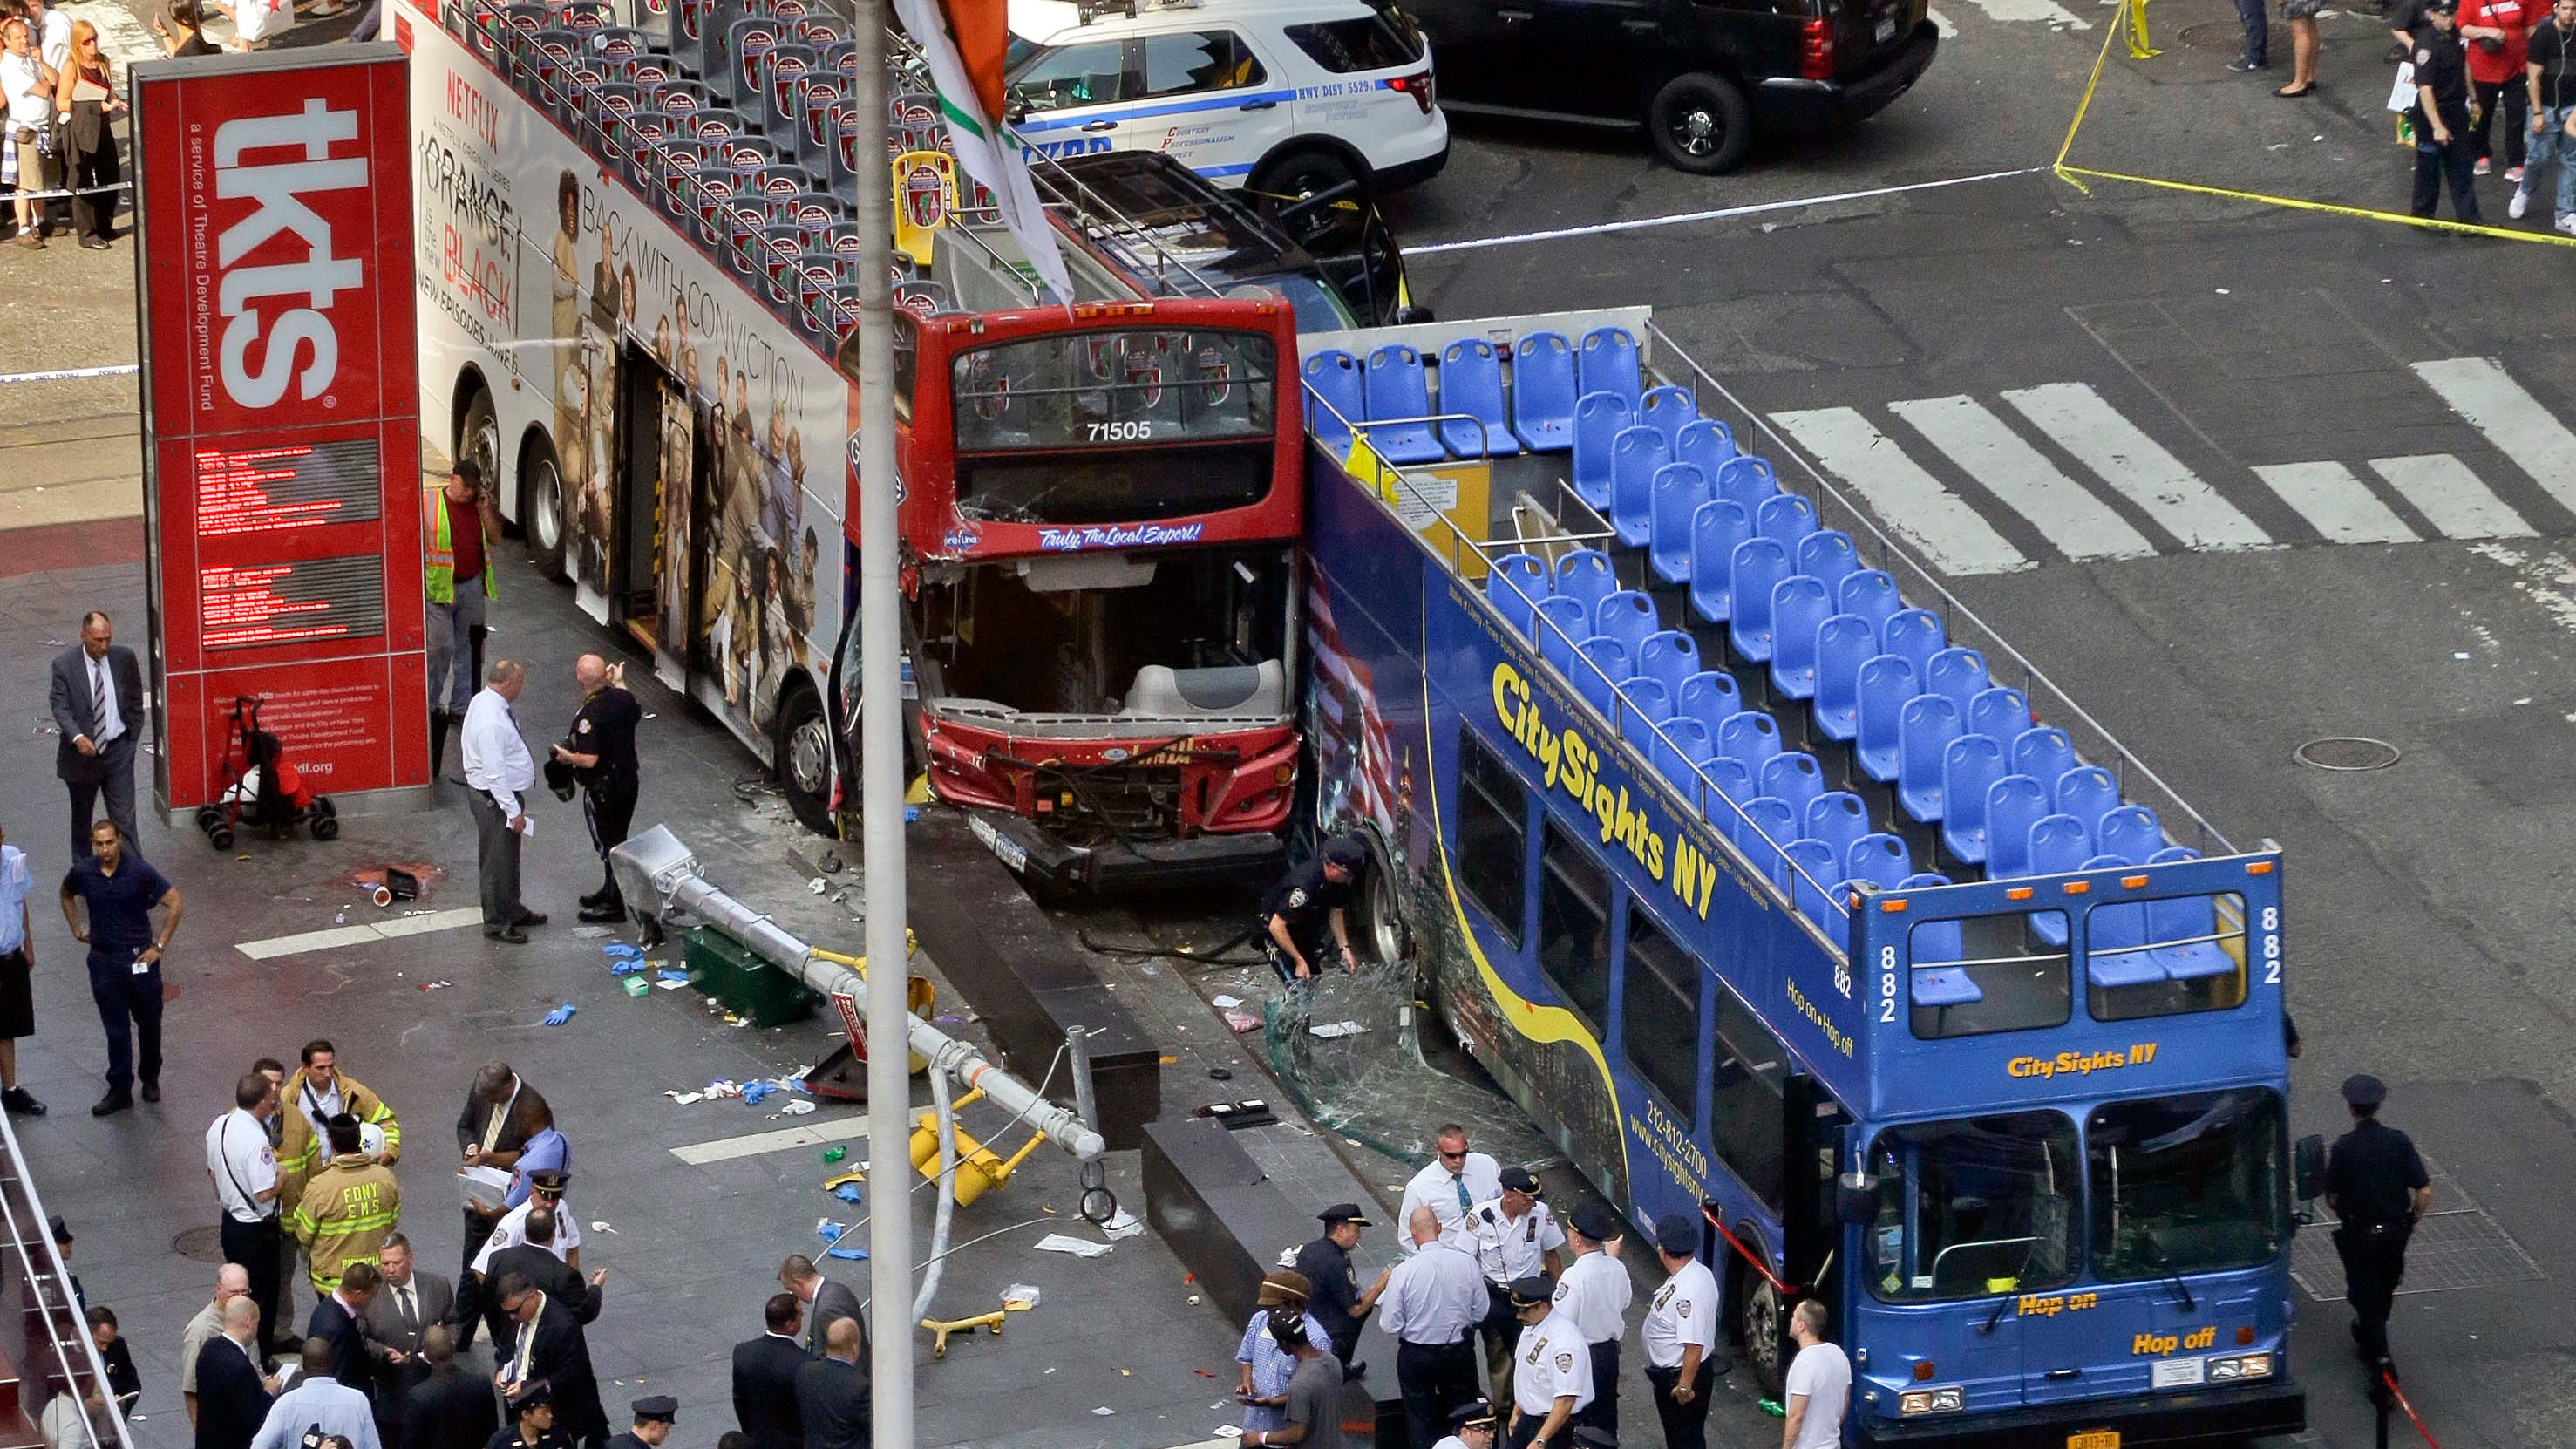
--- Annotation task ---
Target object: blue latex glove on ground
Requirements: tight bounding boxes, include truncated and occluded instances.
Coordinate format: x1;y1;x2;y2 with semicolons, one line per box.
542;1004;577;1026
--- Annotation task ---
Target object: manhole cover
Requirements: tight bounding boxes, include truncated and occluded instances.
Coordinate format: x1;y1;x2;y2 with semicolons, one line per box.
173;1226;224;1262
2175;19;2240;49
2295;737;2402;771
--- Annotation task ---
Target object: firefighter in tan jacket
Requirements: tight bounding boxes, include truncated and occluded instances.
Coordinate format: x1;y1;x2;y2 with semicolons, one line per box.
288;1113;403;1293
277;1039;402;1214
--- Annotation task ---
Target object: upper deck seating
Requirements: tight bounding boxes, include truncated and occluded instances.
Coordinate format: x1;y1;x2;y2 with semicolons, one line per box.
1805;792;1870;861
1937;734;2005;867
1687;500;1751;625
1811;615;1875;743
1895;694;1961;826
1574;637;1631;718
1727;539;1791;664
1652;717;1716;795
1717;455;1777;517
1675;670;1741;739
1553;549;1616;621
1635;630;1700;697
1363;345;1444;464
1534;598;1590;678
1594;589;1658;658
1569;393;1631;510
1698;754;1754;813
1846;833;1911;888
1734;795;1797;860
1675;418;1735;478
1984;774;2049;880
1717;711;1783;772
1756;493;1818;549
1649;464;1709;586
1302;350;1363;454
1609;427;1672;548
1489;554;1548;640
1760;752;1825;815
1511;332;1579;452
2098;806;2163;866
1881;608;1945;680
1620;678;1673;751
1579;326;1641;411
2027;815;2091;943
1786;840;1841;933
1925;646;1989;718
2086;878;2165;989
2053;766;2118;841
1852;656;1918;785
1769;575;1832;701
1968;686;2029;752
2011;726;2077;796
1641;385;1697;452
1438;340;1519;458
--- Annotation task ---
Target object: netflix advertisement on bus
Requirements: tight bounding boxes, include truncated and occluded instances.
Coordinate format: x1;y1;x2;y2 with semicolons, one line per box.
133;48;426;811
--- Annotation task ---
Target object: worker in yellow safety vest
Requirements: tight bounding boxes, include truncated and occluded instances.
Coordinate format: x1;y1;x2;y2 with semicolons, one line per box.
427;459;504;774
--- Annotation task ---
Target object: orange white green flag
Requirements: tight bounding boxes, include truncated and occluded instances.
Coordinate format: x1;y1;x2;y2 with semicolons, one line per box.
888;0;1074;304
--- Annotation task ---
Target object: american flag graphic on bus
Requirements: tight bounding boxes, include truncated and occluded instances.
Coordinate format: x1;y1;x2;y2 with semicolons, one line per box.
1304;571;1398;840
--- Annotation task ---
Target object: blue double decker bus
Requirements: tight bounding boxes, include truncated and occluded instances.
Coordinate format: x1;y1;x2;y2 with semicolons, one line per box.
1295;307;2305;1447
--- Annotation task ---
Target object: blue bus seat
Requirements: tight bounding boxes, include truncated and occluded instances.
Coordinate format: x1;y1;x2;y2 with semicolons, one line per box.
2147;845;2200;865
1302;350;1363;454
1728;539;1791;664
1687;500;1752;625
2086;891;2165;989
1937;734;2006;866
1609;427;1673;548
1911;965;1983;1009
1717;454;1777;517
1641;384;1696;451
1925;646;1988;717
1578;326;1641;411
1675;417;1735;478
1853;656;1919;785
1786;840;1840;932
1675;670;1740;738
1653;715;1716;798
1882;608;1946;679
1620;678;1673;753
1553;548;1616;621
1769;575;1832;702
1896;694;1963;825
1701;752;1754;806
1438;340;1519;459
1363;345;1444;465
1510;332;1578;452
1756;493;1818;549
1811;615;1877;743
1635;630;1701;698
1847;833;1911;889
2010;725;2077;795
1968;686;2029;751
1838;568;1901;638
1534;597;1590;677
1649;463;1710;586
1717;711;1783;772
1735;794;1796;861
2150;889;2236;980
2027;818;2093;944
1594;589;1658;658
2098;805;2163;866
1573;636;1630;718
1984;774;2050;880
1805;791;1870;861
1796;529;1859;591
2053;765;2118;837
1759;752;1825;815
1569;392;1631;510
1488;554;1548;641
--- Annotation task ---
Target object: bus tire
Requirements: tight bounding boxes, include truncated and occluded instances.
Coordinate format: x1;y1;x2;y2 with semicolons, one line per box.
1739;1265;1789;1398
774;681;838;838
1648;72;1753;176
1349;827;1412;970
458;384;500;503
518;436;568;583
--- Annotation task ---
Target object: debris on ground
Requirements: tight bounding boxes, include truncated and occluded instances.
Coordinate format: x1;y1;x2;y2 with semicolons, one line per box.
821;1146;846;1164
1101;1208;1145;1242
542;1004;577;1026
1308;1020;1369;1039
417;980;453;991
1210;994;1243;1009
1032;1234;1113;1259
1002;1284;1041;1310
1222;1011;1261;1033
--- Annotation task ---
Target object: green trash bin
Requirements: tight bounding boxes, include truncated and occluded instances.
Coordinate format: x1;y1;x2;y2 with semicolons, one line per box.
684;926;819;1028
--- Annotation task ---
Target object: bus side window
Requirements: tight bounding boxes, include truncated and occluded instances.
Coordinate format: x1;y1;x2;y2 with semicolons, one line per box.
892;311;918;425
1907;909;2071;1039
1619;902;1703;1123
1709;986;1787;1210
2085;890;2249;1023
1535;820;1611;1032
1454;727;1528;949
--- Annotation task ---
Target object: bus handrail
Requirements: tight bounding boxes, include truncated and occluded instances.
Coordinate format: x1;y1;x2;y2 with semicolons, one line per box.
1928;1234;2041;1284
1641;319;2236;860
1305;388;1853;929
0;1109;135;1449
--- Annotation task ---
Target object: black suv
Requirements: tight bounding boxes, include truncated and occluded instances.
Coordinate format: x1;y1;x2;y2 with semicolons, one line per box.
1408;0;1937;173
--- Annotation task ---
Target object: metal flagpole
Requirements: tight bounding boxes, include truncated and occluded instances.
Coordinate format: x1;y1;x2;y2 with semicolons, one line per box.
850;8;914;1447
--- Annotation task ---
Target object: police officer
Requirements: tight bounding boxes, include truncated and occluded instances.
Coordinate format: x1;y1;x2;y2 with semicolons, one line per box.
1432;1398;1498;1449
2326;1074;2430;1378
2409;0;2484;220
1260;838;1365;986
1292;1203;1391;1370
1383;1206;1488;1449
486;1381;566;1449
1551;1203;1631;1438
1641;1214;1722;1449
602;1395;675;1449
1504;1275;1592;1449
1456;1167;1565;1411
550;656;642;924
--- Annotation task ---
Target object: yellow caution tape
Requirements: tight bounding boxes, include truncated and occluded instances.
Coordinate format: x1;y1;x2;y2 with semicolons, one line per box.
2124;0;2161;58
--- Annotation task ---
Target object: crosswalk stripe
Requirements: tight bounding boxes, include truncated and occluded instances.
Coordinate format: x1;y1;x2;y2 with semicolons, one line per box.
2412;357;2576;515
1887;396;2157;561
2250;463;2418;545
2001;384;2273;550
1768;407;2032;576
2367;454;2537;539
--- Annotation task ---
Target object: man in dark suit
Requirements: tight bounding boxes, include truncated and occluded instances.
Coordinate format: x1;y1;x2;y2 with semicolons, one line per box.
362;1235;455;1447
791;1317;867;1449
495;1271;605;1449
49;611;145;861
401;1327;496;1449
482;1208;602;1348
731;1294;805;1449
776;1255;864;1359
309;1261;381;1395
194;1297;273;1449
456;1065;552;1350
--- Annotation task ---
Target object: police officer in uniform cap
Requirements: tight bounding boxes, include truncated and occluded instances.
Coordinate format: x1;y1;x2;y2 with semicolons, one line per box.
1456;1166;1565;1412
1260;838;1365;986
486;1381;567;1449
2409;0;2483;220
1292;1203;1391;1369
1432;1398;1499;1449
603;1395;675;1449
1504;1276;1592;1449
1641;1214;1723;1449
1551;1202;1630;1438
2325;1073;2430;1378
550;656;642;924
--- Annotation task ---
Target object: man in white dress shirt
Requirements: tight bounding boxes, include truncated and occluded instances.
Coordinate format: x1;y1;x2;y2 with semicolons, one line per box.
459;660;544;944
1504;1276;1592;1449
1641;1214;1723;1449
1380;1206;1488;1449
1550;1203;1631;1439
1451;1166;1563;1412
1401;1124;1502;1254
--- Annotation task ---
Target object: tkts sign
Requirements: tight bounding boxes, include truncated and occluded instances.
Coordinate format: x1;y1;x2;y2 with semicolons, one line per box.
131;47;429;815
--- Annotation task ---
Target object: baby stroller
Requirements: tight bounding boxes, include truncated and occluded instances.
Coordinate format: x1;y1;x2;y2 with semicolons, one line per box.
195;696;337;850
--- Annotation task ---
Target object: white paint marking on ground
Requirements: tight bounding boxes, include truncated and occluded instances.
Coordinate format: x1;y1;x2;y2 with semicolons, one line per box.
2002;383;2273;549
234;907;486;960
2413;357;2576;514
669;1119;869;1166
2250;462;2417;544
1887;396;2157;561
1927;5;1960;34
1959;0;2093;25
2368;454;2537;539
1769;407;2032;576
1409;167;2046;255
